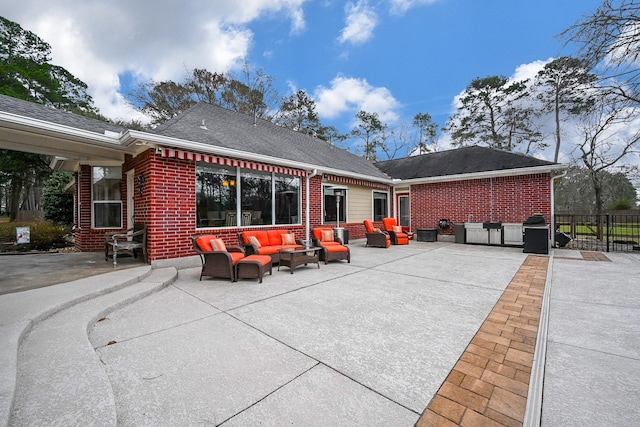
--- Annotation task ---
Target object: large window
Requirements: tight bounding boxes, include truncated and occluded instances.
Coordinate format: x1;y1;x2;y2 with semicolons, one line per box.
196;163;300;228
373;191;388;221
92;166;122;228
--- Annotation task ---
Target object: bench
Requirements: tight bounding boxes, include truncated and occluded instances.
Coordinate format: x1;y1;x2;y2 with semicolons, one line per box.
104;223;147;268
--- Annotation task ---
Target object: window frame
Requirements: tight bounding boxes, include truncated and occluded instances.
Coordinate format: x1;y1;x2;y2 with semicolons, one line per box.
91;166;123;229
372;190;389;222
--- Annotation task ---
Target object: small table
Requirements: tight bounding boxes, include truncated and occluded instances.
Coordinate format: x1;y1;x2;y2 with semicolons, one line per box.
278;246;321;274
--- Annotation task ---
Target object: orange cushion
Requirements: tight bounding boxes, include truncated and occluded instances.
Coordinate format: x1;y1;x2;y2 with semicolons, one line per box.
382;218;396;231
242;231;270;247
320;241;341;247
267;230;289;246
243;255;272;266
364;220;374;233
230;252;246;264
325;245;348;253
195;235;217;252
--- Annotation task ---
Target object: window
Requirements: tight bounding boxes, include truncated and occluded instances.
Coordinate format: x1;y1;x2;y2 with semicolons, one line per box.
323;186;347;224
195;163;300;228
373;191;388;221
92;166;122;228
275;174;300;224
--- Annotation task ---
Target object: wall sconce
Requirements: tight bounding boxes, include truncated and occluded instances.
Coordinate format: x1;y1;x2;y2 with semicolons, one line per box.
137;173;145;196
222;179;236;187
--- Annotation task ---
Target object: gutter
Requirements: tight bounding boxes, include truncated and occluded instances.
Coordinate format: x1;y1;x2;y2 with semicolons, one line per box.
396;164;567;186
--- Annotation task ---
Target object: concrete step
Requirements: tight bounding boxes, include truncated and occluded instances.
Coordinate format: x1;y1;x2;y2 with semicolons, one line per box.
2;267;177;427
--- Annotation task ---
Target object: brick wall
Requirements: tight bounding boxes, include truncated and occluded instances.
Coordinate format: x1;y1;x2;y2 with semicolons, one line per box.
410;174;552;234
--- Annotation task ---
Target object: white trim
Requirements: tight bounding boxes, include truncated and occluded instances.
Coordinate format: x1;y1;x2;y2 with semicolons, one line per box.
397;164;567;186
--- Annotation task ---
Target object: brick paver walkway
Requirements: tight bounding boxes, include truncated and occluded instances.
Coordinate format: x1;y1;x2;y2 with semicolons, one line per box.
417;255;549;426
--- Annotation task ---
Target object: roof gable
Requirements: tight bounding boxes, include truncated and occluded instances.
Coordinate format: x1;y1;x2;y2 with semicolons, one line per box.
375;146;558;180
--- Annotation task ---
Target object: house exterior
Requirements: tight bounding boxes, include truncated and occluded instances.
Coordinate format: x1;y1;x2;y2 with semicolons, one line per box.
0;94;566;265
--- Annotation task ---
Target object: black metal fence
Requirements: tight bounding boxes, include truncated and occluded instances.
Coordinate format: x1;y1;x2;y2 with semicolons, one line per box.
555;213;640;252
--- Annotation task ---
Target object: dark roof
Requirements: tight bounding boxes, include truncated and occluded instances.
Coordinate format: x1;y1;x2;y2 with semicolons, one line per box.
0;94;127;135
375;146;558;180
151;102;389;179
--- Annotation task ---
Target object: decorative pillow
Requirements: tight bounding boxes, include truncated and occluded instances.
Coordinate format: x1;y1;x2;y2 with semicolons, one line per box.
247;235;262;248
373;227;382;233
281;233;296;245
320;230;334;242
392;225;403;233
209;238;226;252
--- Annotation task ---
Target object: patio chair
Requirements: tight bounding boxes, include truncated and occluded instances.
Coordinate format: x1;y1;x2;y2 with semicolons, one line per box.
311;227;350;264
382;218;409;245
192;234;246;282
363;220;390;248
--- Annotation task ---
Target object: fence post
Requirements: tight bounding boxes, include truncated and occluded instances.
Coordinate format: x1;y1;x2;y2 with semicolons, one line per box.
606;214;610;252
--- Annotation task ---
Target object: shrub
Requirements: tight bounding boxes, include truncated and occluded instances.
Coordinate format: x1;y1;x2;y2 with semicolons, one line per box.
0;221;70;251
608;199;633;210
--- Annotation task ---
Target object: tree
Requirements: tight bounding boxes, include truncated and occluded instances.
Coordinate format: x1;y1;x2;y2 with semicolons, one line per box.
130;80;195;126
555;166;637;212
351;110;388;161
561;0;640;105
0;16;97;114
222;61;278;120
0;151;51;221
1;16;100;221
534;56;597;162
412;112;439;154
446;76;541;151
274;90;322;134
573;90;640;236
42;172;74;225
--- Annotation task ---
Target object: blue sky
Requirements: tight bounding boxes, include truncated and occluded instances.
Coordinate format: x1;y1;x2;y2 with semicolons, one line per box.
2;0;605;158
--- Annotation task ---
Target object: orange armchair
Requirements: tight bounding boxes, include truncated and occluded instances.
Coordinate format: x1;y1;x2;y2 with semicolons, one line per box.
192;234;246;281
382;218;409;245
363;220;390;248
311;227;351;264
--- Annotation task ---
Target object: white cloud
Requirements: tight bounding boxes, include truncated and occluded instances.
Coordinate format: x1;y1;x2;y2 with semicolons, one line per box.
338;0;378;45
2;0;308;121
314;75;400;125
389;0;440;15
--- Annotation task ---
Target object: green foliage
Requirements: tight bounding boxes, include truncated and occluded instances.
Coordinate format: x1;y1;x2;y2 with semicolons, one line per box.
42;172;73;225
608;199;633;210
351;110;387;161
0;221;69;251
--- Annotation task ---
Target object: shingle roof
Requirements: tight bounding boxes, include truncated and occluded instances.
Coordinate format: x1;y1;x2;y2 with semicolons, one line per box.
374;146;558;180
151;102;389;179
0;94;127;135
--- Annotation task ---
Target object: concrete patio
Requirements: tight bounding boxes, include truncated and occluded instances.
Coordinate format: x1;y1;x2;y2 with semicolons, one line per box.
0;240;638;426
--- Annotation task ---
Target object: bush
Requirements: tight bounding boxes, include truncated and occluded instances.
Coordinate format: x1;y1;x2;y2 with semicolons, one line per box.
608;199;633;210
0;221;71;251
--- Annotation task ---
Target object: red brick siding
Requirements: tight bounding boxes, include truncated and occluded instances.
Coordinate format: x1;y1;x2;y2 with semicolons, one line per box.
410;174;551;234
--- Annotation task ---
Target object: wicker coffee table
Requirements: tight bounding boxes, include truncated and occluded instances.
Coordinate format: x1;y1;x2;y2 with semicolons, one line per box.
278;246;321;274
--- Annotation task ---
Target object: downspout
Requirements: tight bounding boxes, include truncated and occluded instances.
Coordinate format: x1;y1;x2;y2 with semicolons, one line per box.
305;169;318;242
550;169;567;248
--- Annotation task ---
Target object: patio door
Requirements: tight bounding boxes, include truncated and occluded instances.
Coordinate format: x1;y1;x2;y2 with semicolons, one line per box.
397;194;409;227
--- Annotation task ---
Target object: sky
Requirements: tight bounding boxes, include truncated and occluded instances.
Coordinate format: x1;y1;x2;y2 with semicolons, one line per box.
0;0;617;162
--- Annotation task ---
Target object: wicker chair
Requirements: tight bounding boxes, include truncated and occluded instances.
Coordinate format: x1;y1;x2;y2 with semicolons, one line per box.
382;218;409;245
311;227;350;264
192;234;246;282
363;220;390;248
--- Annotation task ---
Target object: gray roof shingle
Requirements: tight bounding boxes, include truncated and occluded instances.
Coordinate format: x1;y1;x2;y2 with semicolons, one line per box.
375;146;558;180
151;102;389;179
0;94;127;135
